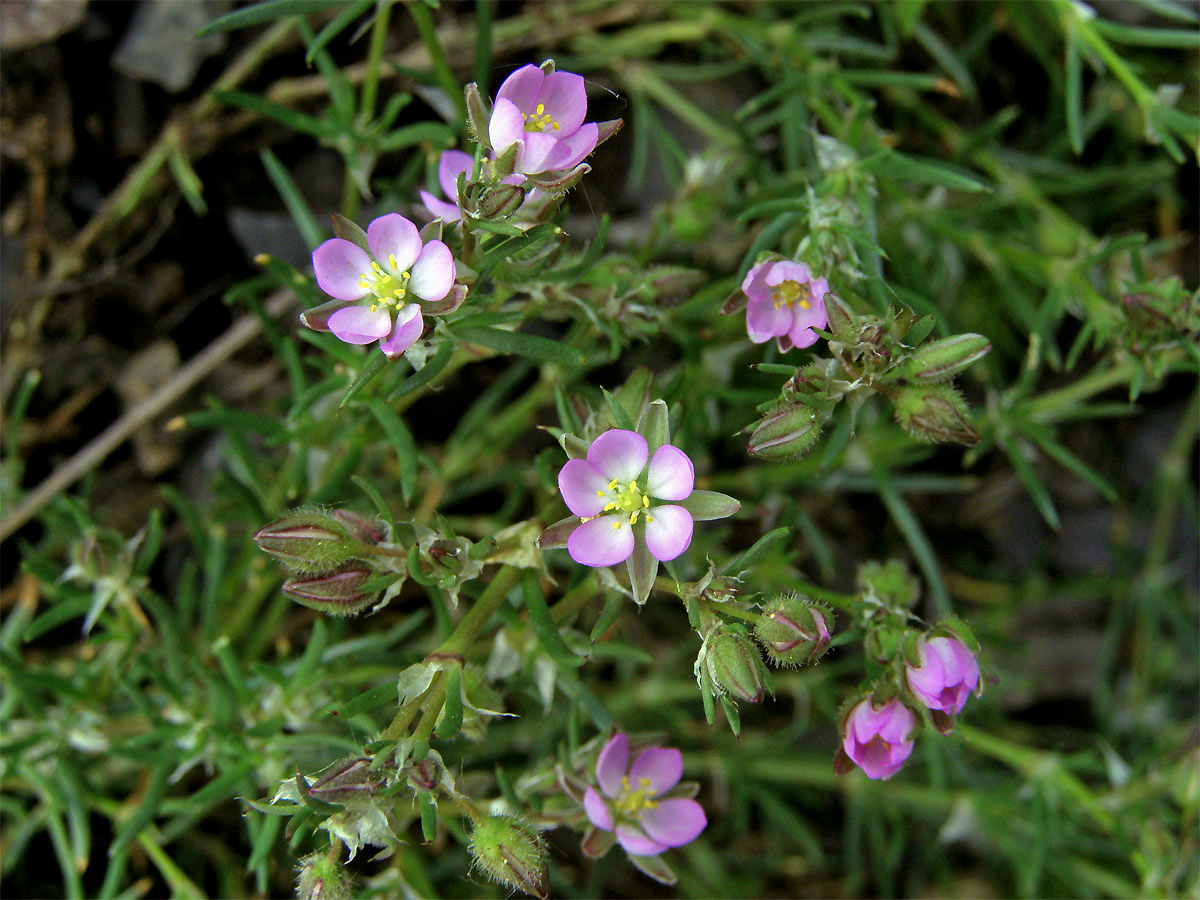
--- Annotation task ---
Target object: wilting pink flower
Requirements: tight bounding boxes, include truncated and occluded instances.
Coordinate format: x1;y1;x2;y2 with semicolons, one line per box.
743;259;829;352
489;64;598;176
906;635;980;715
557;430;694;567
842;696;916;780
418;150;472;223
311;213;453;357
583;733;706;857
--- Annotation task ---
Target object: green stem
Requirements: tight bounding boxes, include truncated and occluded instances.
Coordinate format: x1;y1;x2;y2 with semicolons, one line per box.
359;0;394;123
439;564;521;657
1024;349;1184;421
549;574;602;624
408;1;466;120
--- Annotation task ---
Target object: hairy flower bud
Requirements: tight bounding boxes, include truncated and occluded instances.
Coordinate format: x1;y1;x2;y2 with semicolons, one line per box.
254;508;371;574
893;385;979;445
474;182;526;219
304;756;389;806
703;627;767;703
824;294;860;342
295;851;352;900
464;82;491;151
899;334;991;383
747;403;823;460
755;594;833;667
469;816;548;899
282;566;378;616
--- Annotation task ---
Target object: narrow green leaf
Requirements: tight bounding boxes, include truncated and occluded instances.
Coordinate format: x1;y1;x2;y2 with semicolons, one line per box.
438;666;463;738
419;791;438;841
166;143;207;216
306;0;373;63
368;401;419;503
211;90;342;139
601;387;635;432
862;151;990;192
455;326;586;366
521;570;585;668
723;527;792;575
996;433;1061;531
340;352;390;409
197;0;342;34
589;593;625;643
1065;28;1084;155
873;470;952;614
390;340;453;401
260;149;323;249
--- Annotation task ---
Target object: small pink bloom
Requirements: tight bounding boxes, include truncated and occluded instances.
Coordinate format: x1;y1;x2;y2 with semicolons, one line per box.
583;733;706;857
842;696;916;780
557;430;695;568
309;213;455;357
418;150;473;223
489;64;599;175
743;259;829;353
906;635;981;715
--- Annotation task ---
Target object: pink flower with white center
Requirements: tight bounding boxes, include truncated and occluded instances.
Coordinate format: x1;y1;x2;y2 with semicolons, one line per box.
557;429;695;568
743;259;830;352
906;635;981;715
489;64;599;176
841;696;917;780
418;150;472;223
583;733;707;857
311;213;453;358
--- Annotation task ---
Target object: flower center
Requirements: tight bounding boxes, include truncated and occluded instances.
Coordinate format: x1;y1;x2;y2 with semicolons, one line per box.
772;279;810;310
598;479;652;526
523;102;561;133
359;257;411;311
614;776;659;818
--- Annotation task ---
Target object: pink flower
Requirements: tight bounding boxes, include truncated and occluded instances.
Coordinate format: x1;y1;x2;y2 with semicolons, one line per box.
557;429;695;567
583;733;707;857
743;259;829;352
906;635;981;715
489;64;598;176
842;696;916;780
310;213;453;358
418;150;473;223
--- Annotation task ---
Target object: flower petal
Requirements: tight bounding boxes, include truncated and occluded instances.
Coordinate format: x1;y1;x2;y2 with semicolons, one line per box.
644;505;693;562
517;131;565;174
587;430;648;483
313;238;371;301
596;733;629;797
640;798;707;848
567;515;635;567
552;122;599;169
538;70;588;133
419;190;462;224
583;786;613;832
496;63;544;113
327;306;392;344
558;459;610;517
765;259;811;287
409;240;453;302
437;149;473;199
740;259;773;299
366;213;421;274
646;445;694;501
745;295;792;343
489;97;526;155
379;304;422;358
615;825;669;857
877;702;916;745
628;747;682;796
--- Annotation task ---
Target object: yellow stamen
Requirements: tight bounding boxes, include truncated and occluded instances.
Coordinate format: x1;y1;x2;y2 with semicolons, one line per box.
614;776;659;817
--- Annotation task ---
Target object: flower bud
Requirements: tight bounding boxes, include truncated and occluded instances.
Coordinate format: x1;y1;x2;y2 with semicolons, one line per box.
747;403;823;460
755;594;833;667
703;627;767;704
304;756;389;806
295;851;352;900
474;182;526;219
282;566;378;616
893;384;979;445
328;509;385;544
526;162;590;194
464;82;491;151
899;333;991;383
824;294;859;343
254;508;367;574
469;816;548;899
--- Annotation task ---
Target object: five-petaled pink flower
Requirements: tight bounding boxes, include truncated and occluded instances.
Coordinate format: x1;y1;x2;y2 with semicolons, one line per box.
906;635;981;715
743;259;829;352
557;429;694;567
842;696;916;780
583;733;707;857
418;149;473;224
311;213;453;357
489;64;599;176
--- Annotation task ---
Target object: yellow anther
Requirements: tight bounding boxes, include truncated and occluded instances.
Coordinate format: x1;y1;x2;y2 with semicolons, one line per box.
642;496;649;508
615;776;659;817
611;521;621;529
595;490;606;497
646;514;654;523
603;502;616;512
608;479;619;490
388;254;398;270
371;261;383;274
772;279;810;311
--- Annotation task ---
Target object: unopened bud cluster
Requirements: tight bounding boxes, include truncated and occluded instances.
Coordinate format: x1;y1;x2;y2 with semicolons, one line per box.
700;625;768;704
754;594;833;667
469;815;548;899
254;507;387;616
